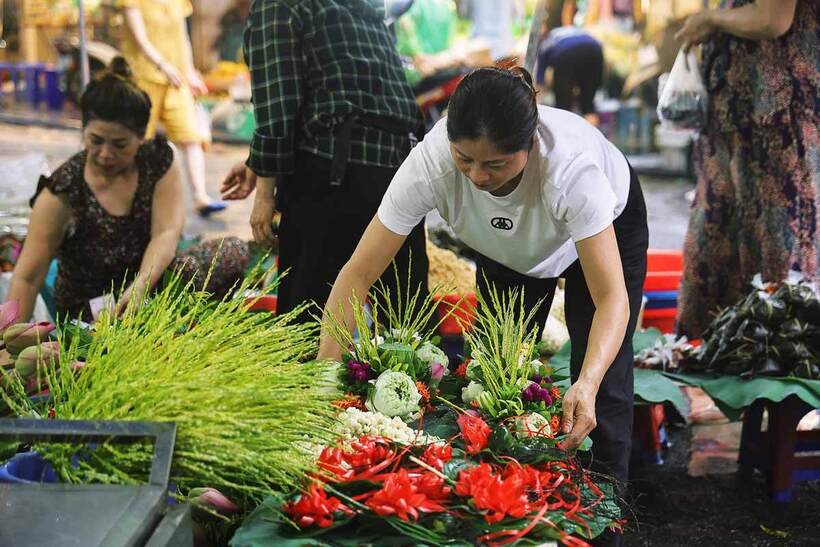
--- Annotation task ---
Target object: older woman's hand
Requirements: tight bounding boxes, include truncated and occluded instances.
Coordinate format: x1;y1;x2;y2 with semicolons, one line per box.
676;10;717;53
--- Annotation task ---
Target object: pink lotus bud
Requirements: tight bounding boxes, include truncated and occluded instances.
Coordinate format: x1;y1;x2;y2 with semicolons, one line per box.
0;300;19;338
70;361;86;372
430;362;446;382
14;341;60;379
188;487;240;516
4;322;56;355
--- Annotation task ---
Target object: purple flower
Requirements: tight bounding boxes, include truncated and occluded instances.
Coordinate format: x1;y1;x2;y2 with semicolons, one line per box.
521;382;553;405
346;360;373;383
530;374;543;384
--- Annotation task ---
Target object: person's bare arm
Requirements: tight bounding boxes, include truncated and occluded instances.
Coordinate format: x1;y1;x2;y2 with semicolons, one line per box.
122;7;183;87
178;17;207;94
677;0;797;51
318;217;407;361
6;190;71;321
561;225;630;449
116;155;185;315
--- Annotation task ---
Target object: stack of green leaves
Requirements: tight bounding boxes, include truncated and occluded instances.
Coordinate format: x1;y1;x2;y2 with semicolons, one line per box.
1;269;340;508
691;273;820;379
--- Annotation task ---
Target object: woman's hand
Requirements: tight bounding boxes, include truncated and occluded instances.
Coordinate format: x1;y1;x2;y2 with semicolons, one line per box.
676;10;717;53
159;61;184;88
560;379;598;450
220;162;257;200
186;68;209;96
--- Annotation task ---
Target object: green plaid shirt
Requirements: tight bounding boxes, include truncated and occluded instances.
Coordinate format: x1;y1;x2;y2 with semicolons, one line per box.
244;0;423;177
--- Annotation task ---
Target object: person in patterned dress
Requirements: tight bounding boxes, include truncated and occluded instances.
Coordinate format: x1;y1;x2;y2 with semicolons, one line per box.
6;58;185;321
675;0;818;337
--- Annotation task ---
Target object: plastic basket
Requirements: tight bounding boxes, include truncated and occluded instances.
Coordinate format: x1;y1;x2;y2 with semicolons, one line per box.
433;293;477;337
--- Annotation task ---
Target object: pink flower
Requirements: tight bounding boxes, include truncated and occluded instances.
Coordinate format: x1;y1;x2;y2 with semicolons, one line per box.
188;487;240;516
0;300;19;338
430;362;446;382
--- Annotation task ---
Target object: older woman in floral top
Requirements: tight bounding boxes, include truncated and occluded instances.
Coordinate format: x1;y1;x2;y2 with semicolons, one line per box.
675;0;818;337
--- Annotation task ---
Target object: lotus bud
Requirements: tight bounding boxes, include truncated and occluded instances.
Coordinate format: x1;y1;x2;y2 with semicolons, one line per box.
188;487;240;516
0;300;20;340
70;361;86;372
4;322;56;355
14;341;60;379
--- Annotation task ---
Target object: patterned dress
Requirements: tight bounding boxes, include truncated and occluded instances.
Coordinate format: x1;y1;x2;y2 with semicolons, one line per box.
677;0;819;337
32;140;174;320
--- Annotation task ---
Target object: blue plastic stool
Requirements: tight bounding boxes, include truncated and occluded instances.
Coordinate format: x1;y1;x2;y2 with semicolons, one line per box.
44;68;65;111
0;451;59;484
21;62;46;107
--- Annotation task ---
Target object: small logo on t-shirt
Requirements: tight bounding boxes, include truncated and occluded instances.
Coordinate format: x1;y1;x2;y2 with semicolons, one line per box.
491;217;514;230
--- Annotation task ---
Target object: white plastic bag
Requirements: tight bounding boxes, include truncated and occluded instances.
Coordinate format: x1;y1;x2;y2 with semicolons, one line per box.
657;49;707;130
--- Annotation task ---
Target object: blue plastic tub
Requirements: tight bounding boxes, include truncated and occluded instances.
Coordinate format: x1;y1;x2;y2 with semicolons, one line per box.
0;451;59;484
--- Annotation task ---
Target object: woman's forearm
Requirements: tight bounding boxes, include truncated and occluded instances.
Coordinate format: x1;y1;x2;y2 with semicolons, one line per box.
709;2;795;40
318;263;374;361
5;277;42;323
125;231;179;305
576;293;629;390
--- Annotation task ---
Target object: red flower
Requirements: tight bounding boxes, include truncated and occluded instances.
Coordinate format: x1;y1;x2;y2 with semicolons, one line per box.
550;386;562;401
413;472;452;502
454;360;469;378
344;436;396;472
416;380;431;403
456;463;530;523
550;415;561;434
283;483;352;529
332;393;366;411
421;442;453;471
457;413;491;455
317;436;396;482
365;469;447;521
455;463;495;497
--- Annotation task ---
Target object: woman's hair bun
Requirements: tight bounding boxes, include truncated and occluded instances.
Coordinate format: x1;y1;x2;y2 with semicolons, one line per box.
108;56;133;80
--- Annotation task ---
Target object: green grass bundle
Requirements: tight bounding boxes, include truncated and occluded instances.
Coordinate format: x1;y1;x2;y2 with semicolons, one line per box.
462;284;545;418
2;269;340;508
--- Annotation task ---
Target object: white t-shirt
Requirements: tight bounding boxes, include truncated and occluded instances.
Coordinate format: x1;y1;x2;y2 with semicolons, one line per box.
377;106;631;278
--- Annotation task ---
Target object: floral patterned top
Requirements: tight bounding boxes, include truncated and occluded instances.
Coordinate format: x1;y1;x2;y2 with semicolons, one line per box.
701;0;819;132
31;139;173;319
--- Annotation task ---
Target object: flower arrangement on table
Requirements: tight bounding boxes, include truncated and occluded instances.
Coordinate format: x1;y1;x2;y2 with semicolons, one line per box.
229;285;620;547
324;280;454;421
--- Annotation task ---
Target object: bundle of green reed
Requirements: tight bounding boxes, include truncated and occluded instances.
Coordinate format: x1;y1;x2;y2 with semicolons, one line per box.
1;267;340;509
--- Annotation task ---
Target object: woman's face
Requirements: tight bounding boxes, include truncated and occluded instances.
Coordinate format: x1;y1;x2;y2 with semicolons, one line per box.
83;120;143;176
450;136;530;195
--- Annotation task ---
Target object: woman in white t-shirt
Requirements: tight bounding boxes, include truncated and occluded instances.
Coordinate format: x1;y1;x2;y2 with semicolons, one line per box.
318;67;648;494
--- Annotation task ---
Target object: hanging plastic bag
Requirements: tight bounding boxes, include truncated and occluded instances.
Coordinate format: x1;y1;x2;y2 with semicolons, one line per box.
657;49;707;130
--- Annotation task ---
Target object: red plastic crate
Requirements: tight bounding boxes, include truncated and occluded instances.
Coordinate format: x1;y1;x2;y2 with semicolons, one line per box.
644;271;682;292
642;307;676;333
644;249;683;292
434;293;478;336
647;249;683;272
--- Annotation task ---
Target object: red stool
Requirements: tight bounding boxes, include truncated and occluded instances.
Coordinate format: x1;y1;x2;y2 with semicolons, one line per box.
738;396;820;502
632;403;668;465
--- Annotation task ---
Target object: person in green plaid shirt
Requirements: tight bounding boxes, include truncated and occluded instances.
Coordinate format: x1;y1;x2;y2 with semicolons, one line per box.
221;0;429;322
